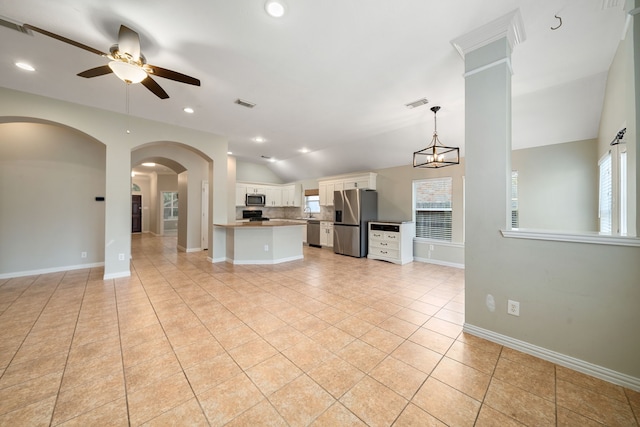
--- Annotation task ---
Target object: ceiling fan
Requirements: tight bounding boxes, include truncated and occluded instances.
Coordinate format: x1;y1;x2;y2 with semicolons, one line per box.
23;24;200;99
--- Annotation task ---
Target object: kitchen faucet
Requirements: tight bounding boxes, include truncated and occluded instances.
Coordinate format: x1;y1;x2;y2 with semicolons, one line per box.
303;207;314;218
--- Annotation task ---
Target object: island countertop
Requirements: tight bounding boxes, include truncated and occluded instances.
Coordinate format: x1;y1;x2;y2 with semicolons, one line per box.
214;221;305;228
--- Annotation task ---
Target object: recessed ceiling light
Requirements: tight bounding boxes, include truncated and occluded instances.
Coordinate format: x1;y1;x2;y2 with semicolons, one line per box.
299;148;310;153
131;171;136;177
183;107;194;114
227;151;233;155
15;62;35;72
265;0;287;17
254;136;266;143
142;162;156;167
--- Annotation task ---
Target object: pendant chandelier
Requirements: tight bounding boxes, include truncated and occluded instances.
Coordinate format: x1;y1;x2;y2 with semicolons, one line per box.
413;106;460;168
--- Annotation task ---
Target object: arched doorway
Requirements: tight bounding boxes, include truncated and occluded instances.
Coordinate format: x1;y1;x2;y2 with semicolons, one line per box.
131;143;213;254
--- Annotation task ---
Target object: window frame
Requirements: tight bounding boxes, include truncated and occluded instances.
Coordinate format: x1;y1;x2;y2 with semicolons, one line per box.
413;177;453;242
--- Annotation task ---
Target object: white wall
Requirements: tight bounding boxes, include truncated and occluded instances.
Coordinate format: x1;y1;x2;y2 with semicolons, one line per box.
462;22;640;388
598;18;637;236
236;161;284;184
0;87;229;278
0;122;105;277
512;139;599;232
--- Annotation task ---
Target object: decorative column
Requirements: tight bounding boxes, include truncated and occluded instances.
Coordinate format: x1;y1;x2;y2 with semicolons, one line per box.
103;143;133;279
451;10;525;325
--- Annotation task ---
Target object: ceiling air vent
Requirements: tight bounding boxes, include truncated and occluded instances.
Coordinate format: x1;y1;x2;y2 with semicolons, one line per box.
235;98;256;109
405;98;429;109
0;16;30;34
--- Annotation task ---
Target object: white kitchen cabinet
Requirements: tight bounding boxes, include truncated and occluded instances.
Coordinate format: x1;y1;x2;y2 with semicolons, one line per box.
343;173;376;190
236;182;300;208
246;185;267;194
320;221;334;247
235;184;247;206
319;173;376;206
319;182;328;206
265;187;282;207
368;222;414;265
281;184;300;207
319;181;344;206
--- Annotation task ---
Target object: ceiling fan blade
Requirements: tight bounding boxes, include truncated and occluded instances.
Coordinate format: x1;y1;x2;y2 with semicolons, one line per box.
23;24;107;56
147;65;201;86
77;65;113;78
141;76;169;99
117;25;141;61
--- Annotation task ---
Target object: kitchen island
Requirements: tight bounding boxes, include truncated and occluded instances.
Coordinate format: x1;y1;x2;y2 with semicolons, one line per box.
214;221;305;264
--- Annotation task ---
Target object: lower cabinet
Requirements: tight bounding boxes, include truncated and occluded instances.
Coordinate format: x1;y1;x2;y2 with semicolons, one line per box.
368;222;414;265
320;221;334;247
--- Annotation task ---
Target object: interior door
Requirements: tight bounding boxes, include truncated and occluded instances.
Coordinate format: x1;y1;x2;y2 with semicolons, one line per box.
132;195;142;233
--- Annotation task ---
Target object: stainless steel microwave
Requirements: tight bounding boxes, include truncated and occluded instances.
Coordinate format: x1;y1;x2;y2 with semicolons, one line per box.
245;193;266;206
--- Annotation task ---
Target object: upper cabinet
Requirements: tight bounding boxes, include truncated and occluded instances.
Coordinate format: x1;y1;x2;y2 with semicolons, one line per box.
235;184;247;206
281;184;300;207
319;172;377;206
265;187;282;207
236;182;301;207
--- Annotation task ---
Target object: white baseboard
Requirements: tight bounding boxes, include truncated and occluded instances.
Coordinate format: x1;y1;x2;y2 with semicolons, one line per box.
0;262;104;279
228;255;304;265
208;256;227;263
464;323;640;392
103;270;131;280
177;245;202;253
413;257;465;269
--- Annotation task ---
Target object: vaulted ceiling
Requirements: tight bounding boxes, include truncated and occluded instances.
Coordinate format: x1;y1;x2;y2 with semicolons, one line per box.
0;0;627;182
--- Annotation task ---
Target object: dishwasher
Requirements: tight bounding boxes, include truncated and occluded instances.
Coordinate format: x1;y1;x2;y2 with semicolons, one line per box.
307;220;321;247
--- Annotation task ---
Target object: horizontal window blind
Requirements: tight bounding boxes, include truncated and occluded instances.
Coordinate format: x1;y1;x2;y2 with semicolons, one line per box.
414;177;452;241
415;211;452;240
598;153;612;234
511;171;519;228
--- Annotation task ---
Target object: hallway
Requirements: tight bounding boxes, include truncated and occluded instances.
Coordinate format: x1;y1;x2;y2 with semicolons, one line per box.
0;234;637;426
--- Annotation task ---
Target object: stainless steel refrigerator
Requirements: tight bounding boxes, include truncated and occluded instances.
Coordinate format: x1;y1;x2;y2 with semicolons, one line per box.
333;189;378;257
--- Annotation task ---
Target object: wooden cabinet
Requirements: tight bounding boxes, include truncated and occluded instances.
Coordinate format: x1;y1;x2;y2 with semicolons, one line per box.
320;221;334;247
368;222;414;265
319;173;376;206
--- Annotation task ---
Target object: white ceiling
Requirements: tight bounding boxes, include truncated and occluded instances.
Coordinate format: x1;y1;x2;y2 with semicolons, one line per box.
0;0;627;182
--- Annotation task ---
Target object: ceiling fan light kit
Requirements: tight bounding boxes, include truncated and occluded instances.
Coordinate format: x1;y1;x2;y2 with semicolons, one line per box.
108;61;147;84
413;106;460;169
23;23;200;99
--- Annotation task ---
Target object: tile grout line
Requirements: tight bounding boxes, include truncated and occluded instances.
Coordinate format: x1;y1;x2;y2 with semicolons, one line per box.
47;270;89;427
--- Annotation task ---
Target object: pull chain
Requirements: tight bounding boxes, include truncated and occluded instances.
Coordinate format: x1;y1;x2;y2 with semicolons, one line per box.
125;83;131;134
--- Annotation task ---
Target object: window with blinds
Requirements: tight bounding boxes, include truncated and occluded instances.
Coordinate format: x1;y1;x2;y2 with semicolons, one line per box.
413;177;452;241
511;170;519;228
598;153;612;234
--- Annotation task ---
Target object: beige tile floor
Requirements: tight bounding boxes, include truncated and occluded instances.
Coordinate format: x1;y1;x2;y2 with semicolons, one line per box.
0;234;638;426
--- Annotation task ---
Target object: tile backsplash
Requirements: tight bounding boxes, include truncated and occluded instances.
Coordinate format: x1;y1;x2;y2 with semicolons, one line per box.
236;206;334;221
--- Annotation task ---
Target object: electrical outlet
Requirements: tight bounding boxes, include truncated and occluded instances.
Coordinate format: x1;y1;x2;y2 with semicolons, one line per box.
118;253;125;261
264;244;269;252
507;300;520;316
81;252;87;258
